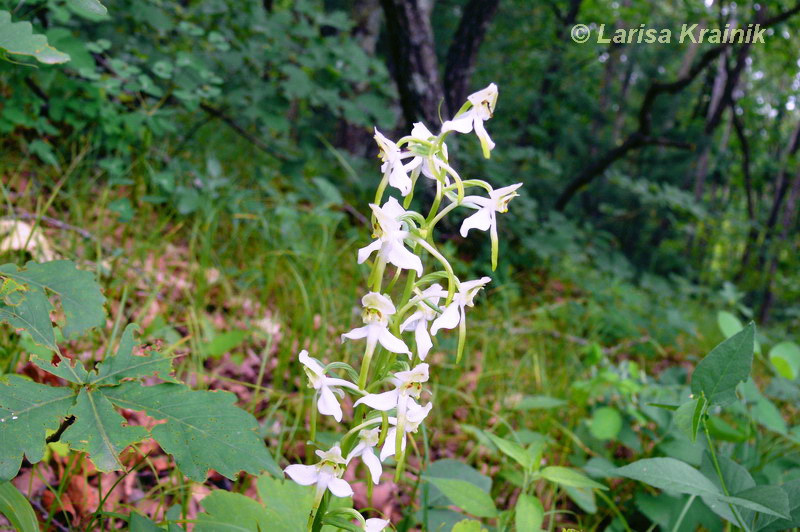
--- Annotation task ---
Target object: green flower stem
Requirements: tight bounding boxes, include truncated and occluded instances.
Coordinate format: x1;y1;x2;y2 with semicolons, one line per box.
427;201;459;233
411;237;457;303
703;418;748;531
357;340;377;391
671;495;696;532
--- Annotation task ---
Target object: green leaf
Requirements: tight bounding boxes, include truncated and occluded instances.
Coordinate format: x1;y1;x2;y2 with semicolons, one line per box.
486;433;532;470
717;311;743;339
674;397;705;442
691;322;755;406
90;324;175;386
104;382;279;481
512;395;566;410
0;288;58;352
61;388;148;472
0;376;75;480
0;10;70;64
68;0;108;18
451;520;488;532
256;475;314;531
615;457;721;497
768;341;800;380
757;479;800;531
424;459;492;509
205;330;247;359
423;476;498;518
130;512;164;532
540;466;607;490
589;407;623;440
515;493;544;531
195;491;271;532
33;352;91;385
0;481;39;532
0;261;105;339
727;485;790;519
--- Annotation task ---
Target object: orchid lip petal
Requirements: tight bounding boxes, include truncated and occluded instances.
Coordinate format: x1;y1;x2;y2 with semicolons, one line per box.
284;464;318;486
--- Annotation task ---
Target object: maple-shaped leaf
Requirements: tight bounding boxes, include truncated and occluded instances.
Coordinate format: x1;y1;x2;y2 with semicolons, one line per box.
0;376;76;481
90;324;176;386
0;10;70;64
104;382;280;481
0;287;58;351
32;352;91;384
61;388;148;472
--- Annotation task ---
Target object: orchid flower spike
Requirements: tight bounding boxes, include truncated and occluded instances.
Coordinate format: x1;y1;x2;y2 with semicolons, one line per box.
354;363;429;413
405;122;458;186
342;292;411;356
380;399;433;461
442;83;499;158
284;444;353;498
400;284;446;360
364;518;391;532
299;350;359;422
460;183;523;269
430;277;491;335
346;427;382;484
374;128;413;196
358;197;423;277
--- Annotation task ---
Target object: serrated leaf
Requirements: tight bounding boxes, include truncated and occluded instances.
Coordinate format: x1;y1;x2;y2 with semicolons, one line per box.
0;288;57;351
0;261;105;339
615;457;721;497
90;324;175;386
0;10;70;64
423;476;498;518
515;493;544;531
0;376;75;480
674;397;705;442
61;388;148;472
195;491;271;532
540;466;607;490
33;353;91;384
486;433;532;470
104;382;278;481
691;323;755;406
0;481;39;532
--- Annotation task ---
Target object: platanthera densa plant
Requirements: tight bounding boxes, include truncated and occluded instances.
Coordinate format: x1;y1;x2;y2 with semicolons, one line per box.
284;83;522;532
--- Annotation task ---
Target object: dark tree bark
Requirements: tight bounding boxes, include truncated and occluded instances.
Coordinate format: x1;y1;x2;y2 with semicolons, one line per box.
380;0;501;128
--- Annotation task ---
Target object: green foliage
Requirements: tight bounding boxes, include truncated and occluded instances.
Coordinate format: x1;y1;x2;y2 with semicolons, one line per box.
691;323;755;406
423;476;498;519
0;481;39;532
0;10;69;64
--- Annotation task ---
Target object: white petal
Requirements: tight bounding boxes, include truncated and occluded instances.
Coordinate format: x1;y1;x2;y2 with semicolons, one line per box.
347;442;366;464
358;239;382;264
400;311;423;332
342;325;370;342
299;350;324;376
414;321;433;360
284;464;319;486
324;377;360;391
362;448;383;484
317;386;343;422
389;164;412;196
441;113;474;134
473;117;495;156
411;122;434;140
493;182;523;198
354;389;400;411
406;401;433;424
384;241;423;276
460;207;493;237
378;327;411;355
362;292;396;316
365;519;391;532
327;477;354;498
380;196;406;219
380;428;397;461
430;302;461;335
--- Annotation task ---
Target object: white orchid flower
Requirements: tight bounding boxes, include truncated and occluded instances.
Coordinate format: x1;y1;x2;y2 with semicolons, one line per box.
358;197;423;277
299;350;360;423
442;83;499;158
346;427;382;484
460;183;523;238
354;363;429;412
400;284;446;360
364;518;391;532
380;399;433;461
430;277;491;335
374;128;414;196
342;292;410;356
404;122;458;186
284;444;353;498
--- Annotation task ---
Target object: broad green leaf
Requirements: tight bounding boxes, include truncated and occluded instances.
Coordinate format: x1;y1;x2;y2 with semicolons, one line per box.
674;397;705;442
61;388;148;472
717;311;743;339
68;0;108;18
515;493;544;531
195;491;271;532
0;288;57;351
205;330;247;358
757;479;800;531
33;352;91;385
104;382;279;481
752;395;787;434
256;475;315;531
486;433;532;470
564;485;597;514
769;341;800;380
691;323;755;406
452;520;488;532
589;407;622;440
90;324;175;386
699;452;756;524
0;481;39;532
540;466;607;490
424;459;492;509
0;376;75;480
424;476;498;518
0;10;69;64
130;512;164;532
513;395;566;410
726;485;790;519
615;457;721;497
0;261;105;339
